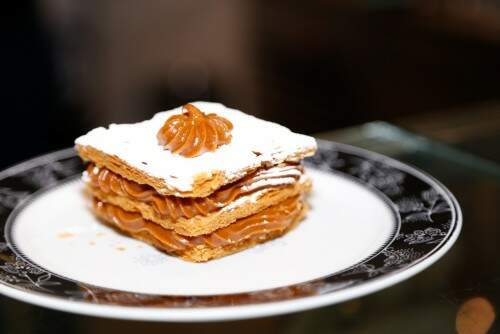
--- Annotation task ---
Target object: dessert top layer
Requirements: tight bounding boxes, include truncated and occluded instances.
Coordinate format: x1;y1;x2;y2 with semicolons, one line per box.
75;102;316;196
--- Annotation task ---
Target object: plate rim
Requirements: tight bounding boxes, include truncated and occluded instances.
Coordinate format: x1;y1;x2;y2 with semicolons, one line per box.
0;141;462;322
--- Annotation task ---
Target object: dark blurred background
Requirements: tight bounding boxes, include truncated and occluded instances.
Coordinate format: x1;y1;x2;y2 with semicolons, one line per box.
3;0;500;168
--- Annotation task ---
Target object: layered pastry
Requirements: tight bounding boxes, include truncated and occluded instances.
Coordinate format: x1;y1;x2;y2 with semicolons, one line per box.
75;102;317;262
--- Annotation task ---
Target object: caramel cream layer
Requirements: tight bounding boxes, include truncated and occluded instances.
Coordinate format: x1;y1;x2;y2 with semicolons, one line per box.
86;163;303;220
93;195;303;252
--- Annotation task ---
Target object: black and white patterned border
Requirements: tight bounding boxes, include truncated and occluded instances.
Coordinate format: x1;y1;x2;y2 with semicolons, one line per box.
0;140;460;308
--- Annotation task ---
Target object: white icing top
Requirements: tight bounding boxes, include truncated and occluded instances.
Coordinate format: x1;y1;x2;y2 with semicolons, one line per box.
75;102;317;193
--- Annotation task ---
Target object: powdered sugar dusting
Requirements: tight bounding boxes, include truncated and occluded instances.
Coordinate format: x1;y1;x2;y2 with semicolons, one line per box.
221;189;271;213
242;177;297;192
221;174;308;213
81;171;90;183
75;102;316;193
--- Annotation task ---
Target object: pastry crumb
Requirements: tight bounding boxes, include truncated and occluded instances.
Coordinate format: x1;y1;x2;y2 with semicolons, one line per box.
116;246;126;251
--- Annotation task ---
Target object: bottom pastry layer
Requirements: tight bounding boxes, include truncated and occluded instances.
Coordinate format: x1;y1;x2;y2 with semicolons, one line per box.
92;195;307;262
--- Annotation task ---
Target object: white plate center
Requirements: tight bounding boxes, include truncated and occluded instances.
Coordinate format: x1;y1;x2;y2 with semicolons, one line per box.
9;169;397;296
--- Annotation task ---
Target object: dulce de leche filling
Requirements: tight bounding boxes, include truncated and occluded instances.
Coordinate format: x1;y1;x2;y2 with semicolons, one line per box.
157;103;233;158
93;195;303;252
86;163;303;220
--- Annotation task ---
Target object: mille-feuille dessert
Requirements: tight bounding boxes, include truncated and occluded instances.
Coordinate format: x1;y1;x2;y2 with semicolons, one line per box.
75;102;317;262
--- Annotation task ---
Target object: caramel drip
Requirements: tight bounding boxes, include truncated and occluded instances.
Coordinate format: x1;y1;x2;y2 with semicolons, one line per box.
93;196;302;252
87;163;303;220
157;103;233;157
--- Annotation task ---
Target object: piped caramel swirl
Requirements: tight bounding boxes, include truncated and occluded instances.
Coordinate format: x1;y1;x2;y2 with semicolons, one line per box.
157;103;233;157
87;163;303;220
93;195;302;252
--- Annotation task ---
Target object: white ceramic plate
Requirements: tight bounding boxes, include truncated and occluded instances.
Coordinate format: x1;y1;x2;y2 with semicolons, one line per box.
0;140;461;322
